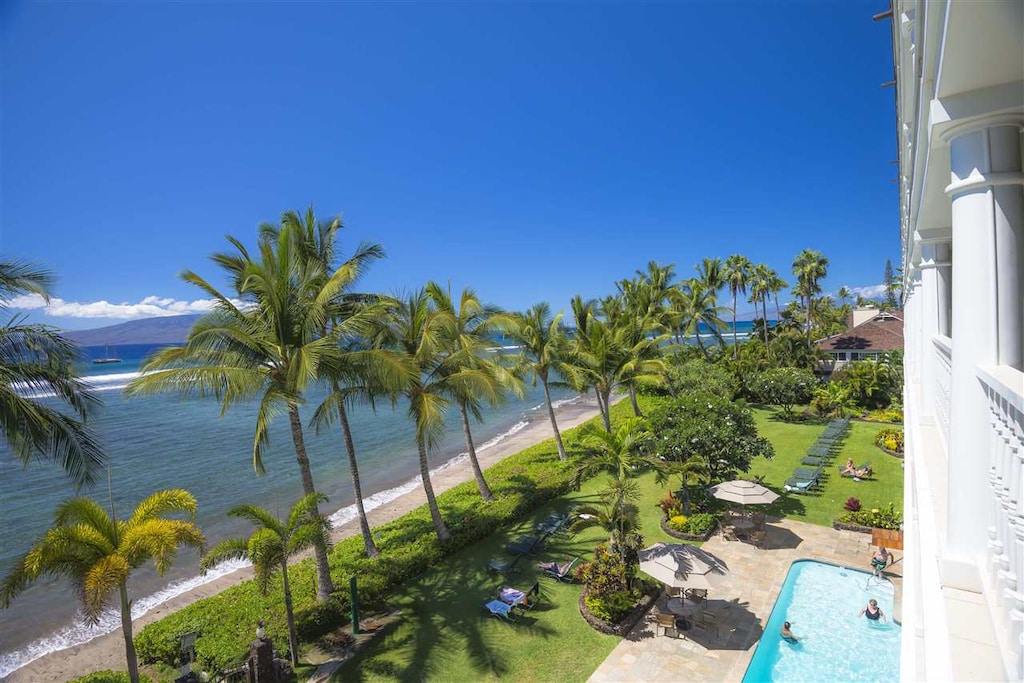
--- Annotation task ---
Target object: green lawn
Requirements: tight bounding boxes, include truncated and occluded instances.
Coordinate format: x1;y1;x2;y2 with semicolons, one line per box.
333;402;903;682
747;408;904;526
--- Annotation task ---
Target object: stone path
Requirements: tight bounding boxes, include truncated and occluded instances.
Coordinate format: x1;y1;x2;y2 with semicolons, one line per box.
587;518;903;682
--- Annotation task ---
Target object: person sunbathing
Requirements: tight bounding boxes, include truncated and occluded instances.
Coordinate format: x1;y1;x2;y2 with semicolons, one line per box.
841;459;857;476
538;559;571;574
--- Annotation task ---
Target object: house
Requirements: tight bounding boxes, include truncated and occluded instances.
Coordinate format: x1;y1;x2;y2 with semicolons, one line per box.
888;0;1023;680
815;309;904;371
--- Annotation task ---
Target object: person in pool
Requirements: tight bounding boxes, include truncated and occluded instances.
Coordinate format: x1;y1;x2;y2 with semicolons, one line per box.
859;598;887;622
870;546;892;578
780;621;800;642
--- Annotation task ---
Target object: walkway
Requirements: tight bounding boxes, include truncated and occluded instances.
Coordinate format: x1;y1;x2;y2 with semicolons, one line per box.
588;518;902;682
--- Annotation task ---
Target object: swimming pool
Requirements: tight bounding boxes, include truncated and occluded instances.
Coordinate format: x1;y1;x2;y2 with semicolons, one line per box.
742;560;901;682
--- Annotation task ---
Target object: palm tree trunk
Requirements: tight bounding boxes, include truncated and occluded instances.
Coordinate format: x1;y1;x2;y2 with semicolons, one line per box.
805;294;813;344
281;561;300;668
336;397;378;558
774;293;781;325
628;385;642;417
417;435;451;541
288;405;334;602
732;292;739;359
541;377;567;462
600;389;612;433
119;583;140;683
761;296;772;360
459;401;493;500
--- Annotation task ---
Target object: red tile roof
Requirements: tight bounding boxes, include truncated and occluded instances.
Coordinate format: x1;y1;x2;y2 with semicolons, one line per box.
816;310;904;351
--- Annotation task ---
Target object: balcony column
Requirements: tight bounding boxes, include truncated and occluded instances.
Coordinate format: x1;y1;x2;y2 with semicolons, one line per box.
942;116;1024;579
936;241;952;337
918;240;943;421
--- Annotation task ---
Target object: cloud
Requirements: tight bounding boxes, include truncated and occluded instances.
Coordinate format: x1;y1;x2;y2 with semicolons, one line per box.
6;294;248;319
848;284;887;299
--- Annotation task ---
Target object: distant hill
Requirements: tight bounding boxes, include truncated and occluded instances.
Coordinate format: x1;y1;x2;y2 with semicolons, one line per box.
64;315;201;346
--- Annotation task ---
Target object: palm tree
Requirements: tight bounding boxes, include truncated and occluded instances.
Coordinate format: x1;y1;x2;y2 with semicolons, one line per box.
506;303;573;461
275;207;409;560
0;259;105;487
723;254;752;358
126;225;343;602
201;493;330;667
376;288;456;541
571;480;643;564
571;417;650;488
837;286;852;308
792;249;829;343
1;490;204;683
427;281;523;501
696;257;725;295
766;269;789;326
648;455;709;516
668;278;728;356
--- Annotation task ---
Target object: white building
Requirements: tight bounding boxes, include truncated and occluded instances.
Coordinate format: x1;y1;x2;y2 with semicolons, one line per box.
893;0;1024;680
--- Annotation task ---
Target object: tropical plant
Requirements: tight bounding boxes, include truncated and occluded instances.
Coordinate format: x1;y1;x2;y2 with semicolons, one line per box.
571;480;643;565
646;393;774;483
667;278;728;356
572;416;650;489
792;249;829;343
375;288;458;541
770;329;825;371
506;303;573;461
125;221;342;601
874;427;904;454
834;360;898;410
427;281;523;500
276;207;406;560
745;367;817;417
0;259;105;487
723;254;752;358
837;286;852;308
810;381;855;418
883;259;899;309
579;543;644;624
1;490;204;683
201;493;331;667
661;355;739;399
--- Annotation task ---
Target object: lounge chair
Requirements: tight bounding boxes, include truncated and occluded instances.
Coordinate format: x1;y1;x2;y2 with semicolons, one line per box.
483;599;517;622
791;466;823;482
540;557;578;582
801;455;825;466
839;463;873;479
506;535;542;555
499;581;540;611
486;556;519;575
535;512;570;535
784;475;819;493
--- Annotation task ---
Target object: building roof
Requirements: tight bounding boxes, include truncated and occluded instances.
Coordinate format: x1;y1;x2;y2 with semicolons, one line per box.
816;310;904;352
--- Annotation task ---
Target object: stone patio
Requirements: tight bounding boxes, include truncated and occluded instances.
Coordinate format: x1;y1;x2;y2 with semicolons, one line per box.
588;518;903;682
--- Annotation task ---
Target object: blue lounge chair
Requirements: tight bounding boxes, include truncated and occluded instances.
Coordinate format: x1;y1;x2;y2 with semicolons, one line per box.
784;476;818;493
484;599;517;622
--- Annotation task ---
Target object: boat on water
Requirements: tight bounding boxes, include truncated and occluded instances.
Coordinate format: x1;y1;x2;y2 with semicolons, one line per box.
92;344;122;365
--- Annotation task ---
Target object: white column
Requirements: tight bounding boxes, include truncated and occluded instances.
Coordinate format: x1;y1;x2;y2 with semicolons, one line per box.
918;242;942;421
909;271;923;382
936;241;952;338
943;117;1024;577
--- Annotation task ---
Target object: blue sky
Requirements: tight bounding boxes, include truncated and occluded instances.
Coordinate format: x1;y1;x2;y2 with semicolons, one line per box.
1;1;897;330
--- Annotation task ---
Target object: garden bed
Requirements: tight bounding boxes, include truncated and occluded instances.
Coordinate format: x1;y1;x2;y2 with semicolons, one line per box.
660;515;716;542
578;585;660;637
832;519;873;534
875;444;904;459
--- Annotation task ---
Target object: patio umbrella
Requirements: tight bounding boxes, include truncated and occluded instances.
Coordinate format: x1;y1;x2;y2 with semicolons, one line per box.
709;479;779;506
637;543;729;591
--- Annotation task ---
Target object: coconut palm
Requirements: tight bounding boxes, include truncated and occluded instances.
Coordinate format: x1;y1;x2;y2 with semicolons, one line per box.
696;257;725;296
375;288;456;541
571;416;650;489
749;263;774;349
505;303;573;461
427;281;523;501
668;278;728;356
723;254;752;358
1;490;204;683
648;455;709;516
571;479;643;564
766;269;789;326
200;493;330;667
793;249;829;343
837;286;852;308
273;207;409;560
0;259;105;487
126;225;345;602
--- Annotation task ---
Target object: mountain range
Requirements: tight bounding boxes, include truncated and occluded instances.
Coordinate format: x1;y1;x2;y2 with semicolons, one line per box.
64;315;201;346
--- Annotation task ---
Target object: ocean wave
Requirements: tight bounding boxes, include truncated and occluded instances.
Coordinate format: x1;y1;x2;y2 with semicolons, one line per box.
0;557;250;679
13;371;144;399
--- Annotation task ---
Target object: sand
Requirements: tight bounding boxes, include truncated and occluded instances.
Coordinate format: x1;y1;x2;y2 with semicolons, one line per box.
6;395;615;682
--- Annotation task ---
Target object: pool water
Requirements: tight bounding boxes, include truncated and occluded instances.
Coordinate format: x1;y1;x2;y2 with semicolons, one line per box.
743;560;901;682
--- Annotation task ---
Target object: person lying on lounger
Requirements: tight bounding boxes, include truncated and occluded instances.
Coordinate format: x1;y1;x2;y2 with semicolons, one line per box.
538;559;573;574
841;459;857;476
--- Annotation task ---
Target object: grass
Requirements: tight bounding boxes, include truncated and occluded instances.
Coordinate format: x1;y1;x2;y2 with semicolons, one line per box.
747;408;904;526
330;401;904;682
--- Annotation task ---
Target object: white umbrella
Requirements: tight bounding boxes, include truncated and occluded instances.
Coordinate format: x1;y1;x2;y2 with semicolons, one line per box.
709;479;779;506
637;543;729;591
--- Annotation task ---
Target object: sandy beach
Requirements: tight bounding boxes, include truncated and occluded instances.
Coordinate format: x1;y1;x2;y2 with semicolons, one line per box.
6;395;613;683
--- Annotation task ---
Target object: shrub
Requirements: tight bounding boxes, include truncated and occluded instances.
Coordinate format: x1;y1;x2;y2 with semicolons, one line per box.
662;356;740;399
845;497;862;512
686;512;717;536
874;428;904;454
657;493;682;518
836;502;902;530
69;672;153;683
744;367;817;417
579;544;642;624
863;406;904;424
667;514;689;532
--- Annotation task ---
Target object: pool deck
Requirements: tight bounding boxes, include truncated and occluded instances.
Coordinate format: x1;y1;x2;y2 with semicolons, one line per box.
587;517;903;682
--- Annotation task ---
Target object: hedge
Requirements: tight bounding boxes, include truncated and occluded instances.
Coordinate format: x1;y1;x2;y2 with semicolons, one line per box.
134;402;637;673
68;672;153;683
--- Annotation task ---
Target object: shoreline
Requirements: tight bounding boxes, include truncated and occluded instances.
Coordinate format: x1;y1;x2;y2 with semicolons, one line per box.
5;394;615;682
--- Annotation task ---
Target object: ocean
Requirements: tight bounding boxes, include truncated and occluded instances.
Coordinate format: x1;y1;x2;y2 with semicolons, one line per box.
0;343;580;678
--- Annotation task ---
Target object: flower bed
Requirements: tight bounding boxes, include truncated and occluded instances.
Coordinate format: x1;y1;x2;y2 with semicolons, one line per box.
660;515;716;542
578;585;660;637
832;519;873;534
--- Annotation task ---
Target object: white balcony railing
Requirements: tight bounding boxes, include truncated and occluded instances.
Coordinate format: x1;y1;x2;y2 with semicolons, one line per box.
933;335;952;445
977;363;1024;680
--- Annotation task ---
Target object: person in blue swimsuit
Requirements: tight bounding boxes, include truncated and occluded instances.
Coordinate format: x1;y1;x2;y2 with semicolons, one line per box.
859;599;887;622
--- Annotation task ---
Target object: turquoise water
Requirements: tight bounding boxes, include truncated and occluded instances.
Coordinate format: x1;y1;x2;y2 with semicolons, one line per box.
743;560;901;683
0;343;579;675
